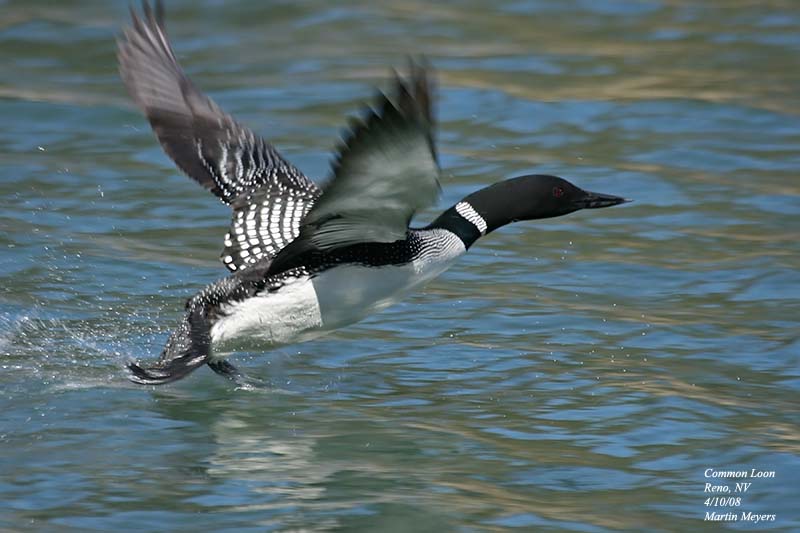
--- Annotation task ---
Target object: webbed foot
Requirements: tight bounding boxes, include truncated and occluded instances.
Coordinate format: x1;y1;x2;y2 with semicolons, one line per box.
207;359;265;389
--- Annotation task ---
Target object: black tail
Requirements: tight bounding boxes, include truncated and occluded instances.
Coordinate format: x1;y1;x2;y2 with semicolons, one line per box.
127;306;211;385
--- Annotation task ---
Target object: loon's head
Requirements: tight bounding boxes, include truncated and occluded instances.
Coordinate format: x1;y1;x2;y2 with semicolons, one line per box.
431;173;630;248
455;174;629;237
512;174;630;220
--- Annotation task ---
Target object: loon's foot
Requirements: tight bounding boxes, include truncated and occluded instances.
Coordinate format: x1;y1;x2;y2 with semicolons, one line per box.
127;306;211;386
127;354;206;385
208;359;265;388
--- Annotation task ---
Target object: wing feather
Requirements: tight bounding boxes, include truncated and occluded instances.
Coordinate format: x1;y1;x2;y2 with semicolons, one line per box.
268;62;439;275
118;1;320;271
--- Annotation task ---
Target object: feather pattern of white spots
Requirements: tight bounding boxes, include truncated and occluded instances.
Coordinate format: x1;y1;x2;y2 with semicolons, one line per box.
117;2;321;272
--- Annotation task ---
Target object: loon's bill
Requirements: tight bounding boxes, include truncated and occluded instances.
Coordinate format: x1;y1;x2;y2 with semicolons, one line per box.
577;191;632;209
119;1;630;386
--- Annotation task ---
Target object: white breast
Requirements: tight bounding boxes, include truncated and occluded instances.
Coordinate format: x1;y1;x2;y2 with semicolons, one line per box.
313;238;465;328
209;229;466;357
210;274;324;355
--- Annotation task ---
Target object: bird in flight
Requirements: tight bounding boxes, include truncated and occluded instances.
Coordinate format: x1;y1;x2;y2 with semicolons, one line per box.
118;1;629;385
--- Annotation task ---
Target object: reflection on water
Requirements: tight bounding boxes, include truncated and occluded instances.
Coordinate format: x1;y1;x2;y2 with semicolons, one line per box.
1;0;799;531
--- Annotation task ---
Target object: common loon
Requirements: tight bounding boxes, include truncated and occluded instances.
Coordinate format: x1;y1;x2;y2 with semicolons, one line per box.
119;2;629;385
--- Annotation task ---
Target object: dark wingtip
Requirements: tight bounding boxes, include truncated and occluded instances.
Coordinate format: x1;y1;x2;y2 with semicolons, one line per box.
408;56;433;125
155;0;166;25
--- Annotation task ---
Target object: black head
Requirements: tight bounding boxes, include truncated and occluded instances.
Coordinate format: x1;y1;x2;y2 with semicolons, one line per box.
460;174;629;234
514;174;629;219
428;174;629;249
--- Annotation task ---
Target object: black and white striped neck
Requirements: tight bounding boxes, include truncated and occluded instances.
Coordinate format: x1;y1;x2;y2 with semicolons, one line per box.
427;174;628;249
426;201;486;249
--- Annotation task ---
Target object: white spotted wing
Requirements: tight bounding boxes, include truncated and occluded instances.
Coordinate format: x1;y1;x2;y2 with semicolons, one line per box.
118;1;320;272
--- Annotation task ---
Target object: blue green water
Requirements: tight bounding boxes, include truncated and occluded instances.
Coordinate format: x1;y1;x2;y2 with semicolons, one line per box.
1;1;799;531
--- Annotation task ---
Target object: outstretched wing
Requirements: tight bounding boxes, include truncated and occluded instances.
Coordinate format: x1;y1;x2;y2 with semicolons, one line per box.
268;62;439;275
118;0;320;271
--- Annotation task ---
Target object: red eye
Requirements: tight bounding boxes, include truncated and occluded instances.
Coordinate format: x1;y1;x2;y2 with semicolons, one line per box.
553;186;564;198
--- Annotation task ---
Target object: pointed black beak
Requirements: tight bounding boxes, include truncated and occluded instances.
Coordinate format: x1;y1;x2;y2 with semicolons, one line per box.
575;190;631;209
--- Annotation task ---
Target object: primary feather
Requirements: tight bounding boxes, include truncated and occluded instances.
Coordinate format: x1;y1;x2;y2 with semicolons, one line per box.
117;0;320;271
267;63;440;275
